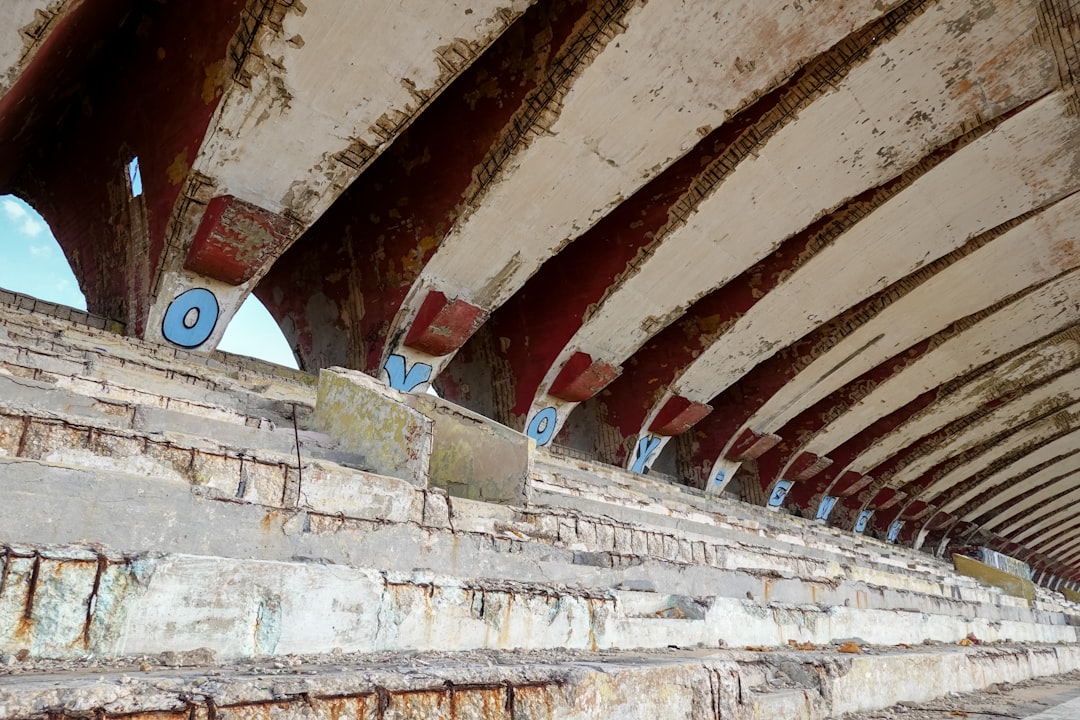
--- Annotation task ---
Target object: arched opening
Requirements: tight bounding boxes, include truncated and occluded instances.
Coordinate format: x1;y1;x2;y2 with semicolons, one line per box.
0;193;298;369
218;295;299;369
0;194;86;310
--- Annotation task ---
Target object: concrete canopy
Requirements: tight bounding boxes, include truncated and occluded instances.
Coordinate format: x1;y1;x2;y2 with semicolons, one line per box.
4;0;1080;579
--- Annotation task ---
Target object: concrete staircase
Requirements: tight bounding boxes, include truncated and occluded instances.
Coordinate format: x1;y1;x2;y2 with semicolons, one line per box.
2;290;1080;719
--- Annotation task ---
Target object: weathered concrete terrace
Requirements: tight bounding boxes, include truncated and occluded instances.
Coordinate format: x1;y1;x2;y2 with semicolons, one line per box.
4;0;1080;579
6;0;1080;715
0;292;1079;718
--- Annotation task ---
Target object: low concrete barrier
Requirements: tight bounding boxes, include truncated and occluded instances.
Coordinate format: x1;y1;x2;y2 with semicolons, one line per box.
406;393;534;505
954;554;1037;602
315;368;431;486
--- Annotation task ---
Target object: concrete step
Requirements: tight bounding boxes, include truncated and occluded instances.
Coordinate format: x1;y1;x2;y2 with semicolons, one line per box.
3;458;1076;664
0;295;978;589
0;378;1013;632
0;334;315;424
0;372;366;479
530;460;980;599
534;453;950;575
0;299;317;418
0;369;291;434
1;296;1077;674
0;354;1061;639
524;481;1054;623
1;645;1079;720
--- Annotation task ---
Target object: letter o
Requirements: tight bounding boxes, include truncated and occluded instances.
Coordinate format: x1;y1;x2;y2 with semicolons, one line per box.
162;288;219;348
527;407;558;446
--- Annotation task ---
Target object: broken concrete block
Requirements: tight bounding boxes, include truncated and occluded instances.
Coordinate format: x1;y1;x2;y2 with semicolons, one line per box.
405;393;533;505
314;368;431;486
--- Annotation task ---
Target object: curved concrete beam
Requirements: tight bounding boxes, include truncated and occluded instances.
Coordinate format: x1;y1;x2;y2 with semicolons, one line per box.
523;0;1061;448
844;332;1080;477
0;0;76;96
145;0;533;352
931;425;1080;512
384;0;903;386
893;371;1080;492
791;265;1080;468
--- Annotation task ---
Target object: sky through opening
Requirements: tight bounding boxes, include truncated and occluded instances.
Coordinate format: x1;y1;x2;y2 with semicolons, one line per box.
0;195;298;369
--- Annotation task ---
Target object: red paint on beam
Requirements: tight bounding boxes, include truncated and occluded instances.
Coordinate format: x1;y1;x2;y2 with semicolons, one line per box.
786;348;1080;514
404;291;489;356
901;446;1078;532
729;428;783;461
185;196;301;285
903;500;930;519
3;0;248;330
920;514;960;552
596;202;878;476
649;396;712;437
833;471;873;496
860;491;908;537
968;466;1080;532
766;283;1080;523
895;520;921;546
548;352;622;402
1000;542;1023;558
450;39;840;431
578;198;848;464
877;491;906;510
754;336;938;502
769;309;1062;518
786;451;833;481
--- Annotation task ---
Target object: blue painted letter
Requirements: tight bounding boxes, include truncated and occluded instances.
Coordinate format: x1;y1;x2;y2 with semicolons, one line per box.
816;495;838;520
527;406;558;446
854;510;874;533
384;354;432;392
768;480;793;507
887;520;904;543
162;288;218;348
630;435;663;474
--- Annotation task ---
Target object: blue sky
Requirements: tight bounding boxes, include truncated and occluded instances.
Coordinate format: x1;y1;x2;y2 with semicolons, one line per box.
0;194;298;368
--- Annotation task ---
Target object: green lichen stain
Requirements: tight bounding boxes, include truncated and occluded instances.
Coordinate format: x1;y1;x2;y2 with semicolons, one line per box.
315;370;429;484
429;432;475;495
253;592;282;655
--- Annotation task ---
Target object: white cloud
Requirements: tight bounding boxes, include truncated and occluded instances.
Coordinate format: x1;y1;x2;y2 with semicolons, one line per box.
2;198;27;222
21;219;44;237
1;199;45;236
28;244;51;257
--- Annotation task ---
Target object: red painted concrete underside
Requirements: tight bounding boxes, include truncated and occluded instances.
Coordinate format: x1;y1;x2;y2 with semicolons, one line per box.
786;343;1080;516
186;195;302;286
2;0;247;330
404;291;488;357
728;429;783;461
857;407;1080;538
895;439;1077;523
649;395;712;437
964;453;1080;527
755;281;1064;520
548;352;622;403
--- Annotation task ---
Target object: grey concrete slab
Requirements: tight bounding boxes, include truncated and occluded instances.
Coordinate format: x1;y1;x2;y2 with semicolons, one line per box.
1021;689;1080;718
